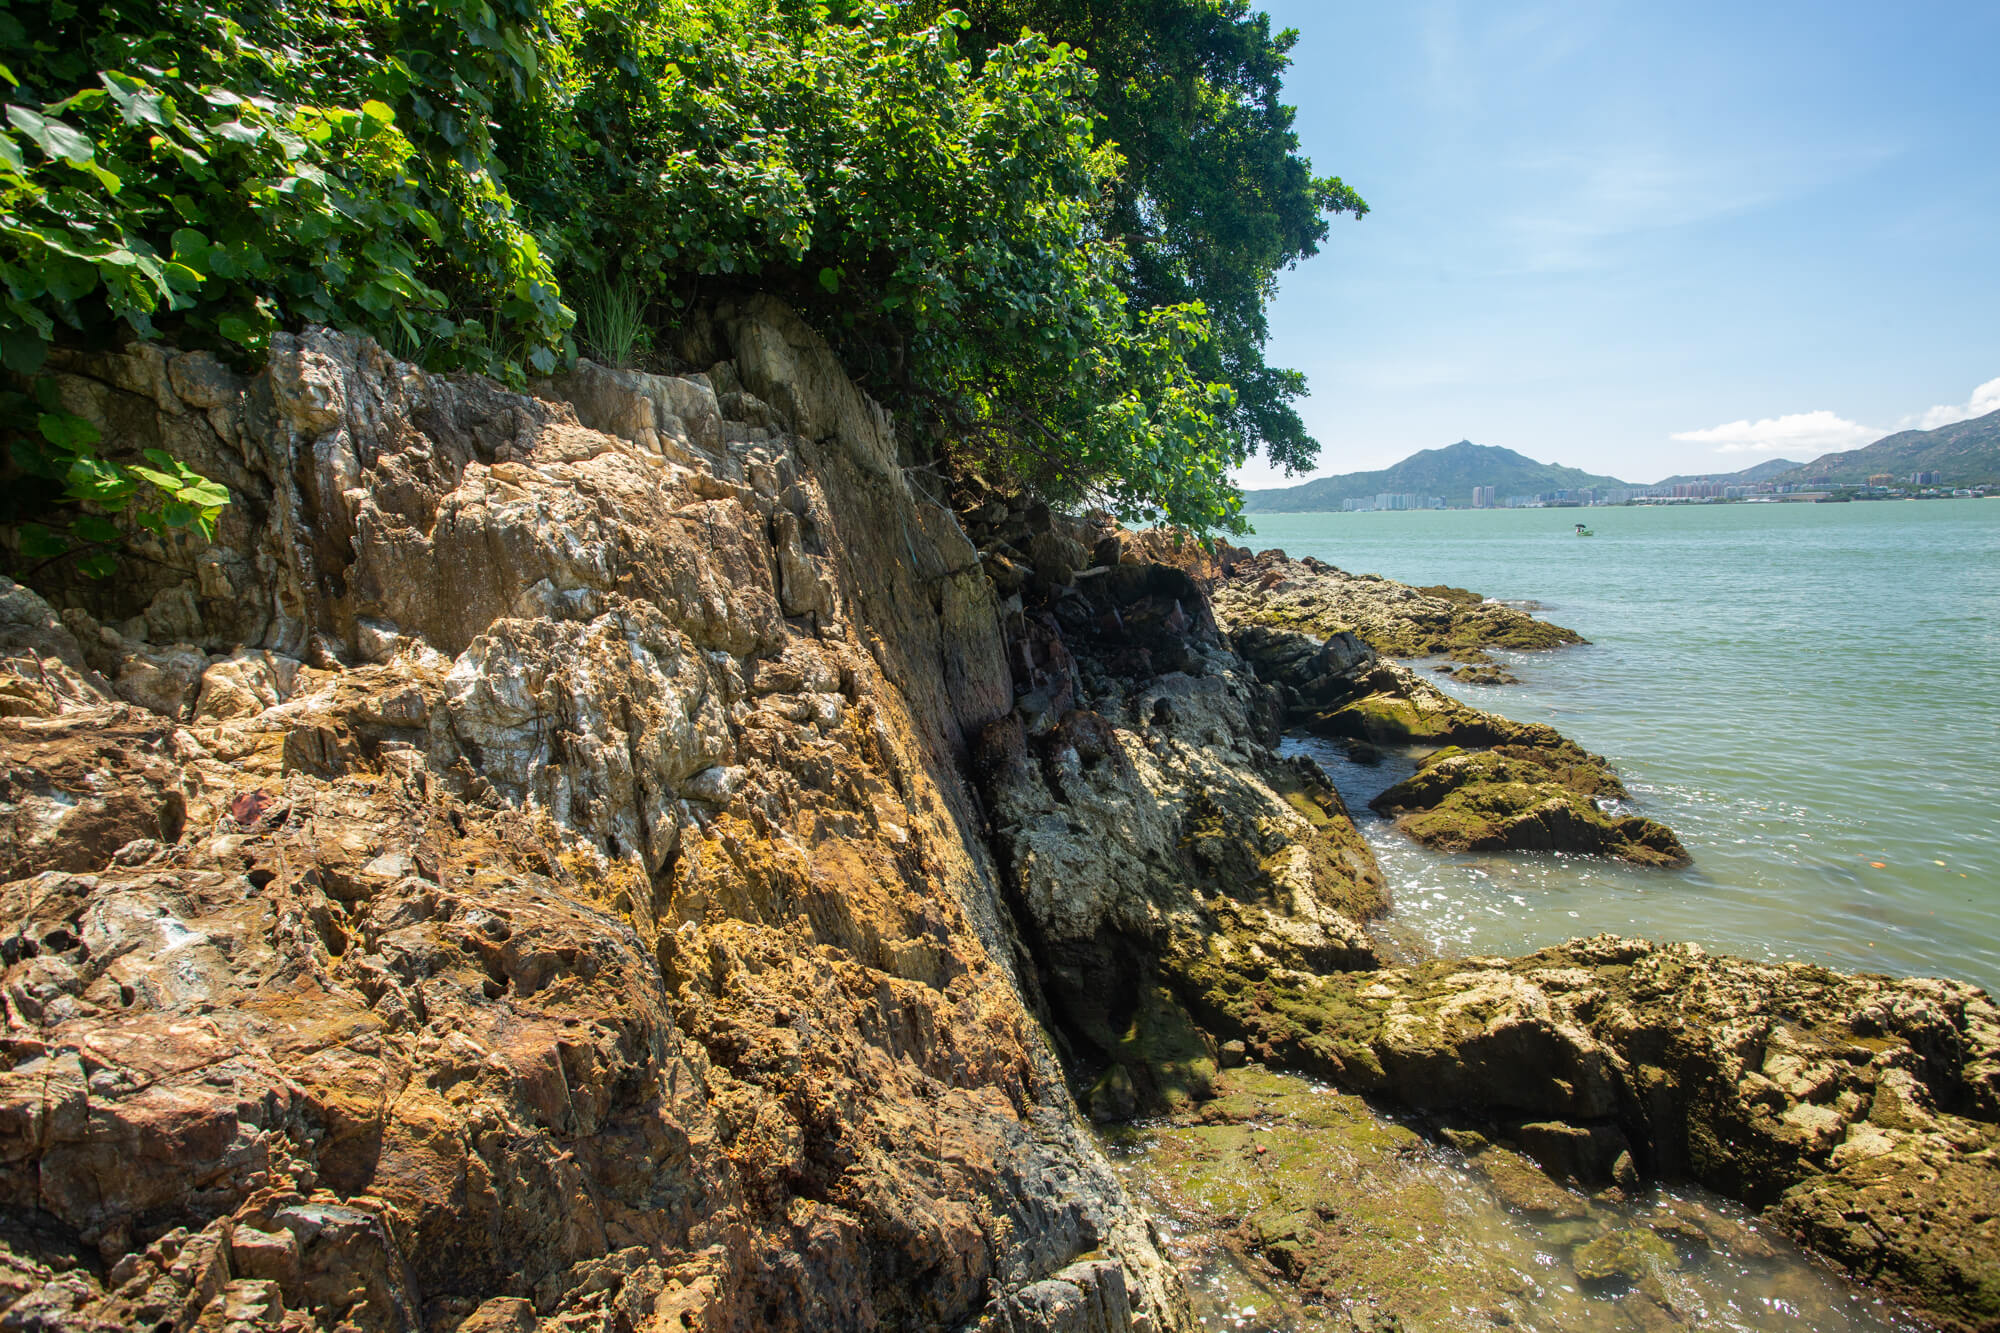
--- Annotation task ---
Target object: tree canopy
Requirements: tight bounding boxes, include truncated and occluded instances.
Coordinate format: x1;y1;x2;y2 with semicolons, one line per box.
927;0;1367;475
1;0;1360;554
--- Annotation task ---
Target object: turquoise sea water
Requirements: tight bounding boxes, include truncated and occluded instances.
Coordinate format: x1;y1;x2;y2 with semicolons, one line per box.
1247;499;2000;994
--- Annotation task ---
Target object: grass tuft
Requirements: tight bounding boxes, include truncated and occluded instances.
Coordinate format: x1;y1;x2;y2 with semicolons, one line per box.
578;277;649;369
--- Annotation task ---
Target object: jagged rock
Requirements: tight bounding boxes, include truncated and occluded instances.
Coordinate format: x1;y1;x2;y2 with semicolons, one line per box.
0;311;1182;1331
973;565;1384;1120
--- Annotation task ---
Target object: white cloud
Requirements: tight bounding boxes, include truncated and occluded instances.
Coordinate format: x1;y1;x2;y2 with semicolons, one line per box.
1671;409;1883;455
1907;376;2000;431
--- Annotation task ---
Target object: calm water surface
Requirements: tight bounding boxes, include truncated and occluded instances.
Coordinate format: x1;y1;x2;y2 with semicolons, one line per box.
1248;499;2000;992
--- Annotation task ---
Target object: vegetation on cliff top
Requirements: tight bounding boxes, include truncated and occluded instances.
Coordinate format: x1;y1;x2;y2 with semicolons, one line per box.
1;0;1358;568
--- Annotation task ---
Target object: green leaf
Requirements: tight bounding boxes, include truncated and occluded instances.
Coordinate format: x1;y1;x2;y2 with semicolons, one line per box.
100;71;166;126
5;104;93;166
37;411;101;452
17;524;66;559
0;326;46;374
75;550;119;579
71;514;121;544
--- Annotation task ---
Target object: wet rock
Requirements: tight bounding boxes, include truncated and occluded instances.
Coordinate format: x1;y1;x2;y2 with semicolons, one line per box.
1194;936;2000;1333
1210;551;1586;657
1572;1226;1681;1286
1434;662;1519;686
1104;1066;1540;1330
1371;749;1689;867
1475;1146;1589;1220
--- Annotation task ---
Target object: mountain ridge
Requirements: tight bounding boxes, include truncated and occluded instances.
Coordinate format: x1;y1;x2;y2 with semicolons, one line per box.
1243;408;2000;511
1778;408;2000;486
1243;441;1625;511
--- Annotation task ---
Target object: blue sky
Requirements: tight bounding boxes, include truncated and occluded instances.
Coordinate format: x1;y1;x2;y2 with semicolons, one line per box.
1234;0;2000;488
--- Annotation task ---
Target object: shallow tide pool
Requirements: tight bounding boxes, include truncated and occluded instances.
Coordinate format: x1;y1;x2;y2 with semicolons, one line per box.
1101;1070;1925;1333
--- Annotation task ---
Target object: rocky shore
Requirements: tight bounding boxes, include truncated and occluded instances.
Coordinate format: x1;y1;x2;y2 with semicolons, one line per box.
1;305;1993;1332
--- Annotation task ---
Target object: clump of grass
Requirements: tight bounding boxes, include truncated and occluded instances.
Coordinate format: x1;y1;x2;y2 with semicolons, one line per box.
578;276;649;368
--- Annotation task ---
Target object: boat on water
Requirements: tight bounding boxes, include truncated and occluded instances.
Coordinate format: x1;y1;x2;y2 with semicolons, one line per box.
1573;522;1594;537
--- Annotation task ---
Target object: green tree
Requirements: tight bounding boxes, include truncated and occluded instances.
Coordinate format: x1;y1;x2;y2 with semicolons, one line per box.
3;0;1334;548
912;0;1366;475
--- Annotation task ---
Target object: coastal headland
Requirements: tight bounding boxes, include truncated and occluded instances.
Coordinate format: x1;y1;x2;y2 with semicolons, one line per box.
1;308;1993;1332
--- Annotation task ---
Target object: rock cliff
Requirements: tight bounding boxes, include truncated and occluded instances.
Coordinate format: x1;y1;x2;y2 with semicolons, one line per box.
0;301;1181;1332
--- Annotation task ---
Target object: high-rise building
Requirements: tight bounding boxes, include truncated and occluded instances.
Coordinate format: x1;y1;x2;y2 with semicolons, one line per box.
1471;485;1496;508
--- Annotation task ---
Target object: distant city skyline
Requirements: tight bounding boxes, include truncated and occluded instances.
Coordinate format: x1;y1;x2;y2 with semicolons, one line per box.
1231;1;2000;490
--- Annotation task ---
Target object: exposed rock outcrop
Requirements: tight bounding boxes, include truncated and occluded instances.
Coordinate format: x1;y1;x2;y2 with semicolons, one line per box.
0;304;1185;1332
1188;935;2000;1332
1371;747;1688;868
1231;618;1685;867
1210;550;1586;657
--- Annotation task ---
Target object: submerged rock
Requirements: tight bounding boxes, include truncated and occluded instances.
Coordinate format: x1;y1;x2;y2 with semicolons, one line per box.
1432;662;1519;686
1571;1226;1682;1286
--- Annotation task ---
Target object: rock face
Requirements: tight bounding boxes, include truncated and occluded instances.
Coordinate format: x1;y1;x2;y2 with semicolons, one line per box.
1196;936;2000;1332
947;495;1386;1125
0;304;1184;1331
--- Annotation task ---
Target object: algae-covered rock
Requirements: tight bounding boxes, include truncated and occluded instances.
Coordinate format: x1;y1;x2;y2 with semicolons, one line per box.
1210;553;1586;658
1176;936;2000;1333
1474;1146;1589;1219
1372;750;1690;867
1103;1067;1536;1331
1572;1226;1681;1285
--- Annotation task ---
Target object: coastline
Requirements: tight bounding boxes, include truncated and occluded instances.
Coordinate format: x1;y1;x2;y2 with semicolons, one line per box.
0;315;1991;1333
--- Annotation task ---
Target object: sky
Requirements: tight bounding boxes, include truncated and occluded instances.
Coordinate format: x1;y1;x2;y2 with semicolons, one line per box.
1233;0;2000;490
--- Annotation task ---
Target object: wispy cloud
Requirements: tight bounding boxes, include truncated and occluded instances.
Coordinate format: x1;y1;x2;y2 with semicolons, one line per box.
1672;410;1883;455
1499;141;1898;273
1905;375;2000;430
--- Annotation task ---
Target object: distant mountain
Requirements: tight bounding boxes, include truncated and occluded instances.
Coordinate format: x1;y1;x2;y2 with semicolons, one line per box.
1780;409;2000;487
1243;441;1628;512
1651;457;1802;488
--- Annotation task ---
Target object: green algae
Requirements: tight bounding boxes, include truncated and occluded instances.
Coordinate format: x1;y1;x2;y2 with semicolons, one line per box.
1573;1227;1683;1286
1103;1067;1534;1329
1085;979;1218;1120
1102;1064;1919;1333
1371;750;1689;867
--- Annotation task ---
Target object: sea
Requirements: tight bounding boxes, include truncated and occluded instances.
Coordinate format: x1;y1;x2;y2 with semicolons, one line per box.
1245;497;2000;995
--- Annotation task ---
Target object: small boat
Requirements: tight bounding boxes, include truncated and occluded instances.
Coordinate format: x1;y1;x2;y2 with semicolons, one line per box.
1573;522;1594;537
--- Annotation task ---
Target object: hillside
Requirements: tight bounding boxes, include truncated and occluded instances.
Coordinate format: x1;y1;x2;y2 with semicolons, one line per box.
1243;440;1628;511
1782;408;2000;486
1652;457;1802;487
